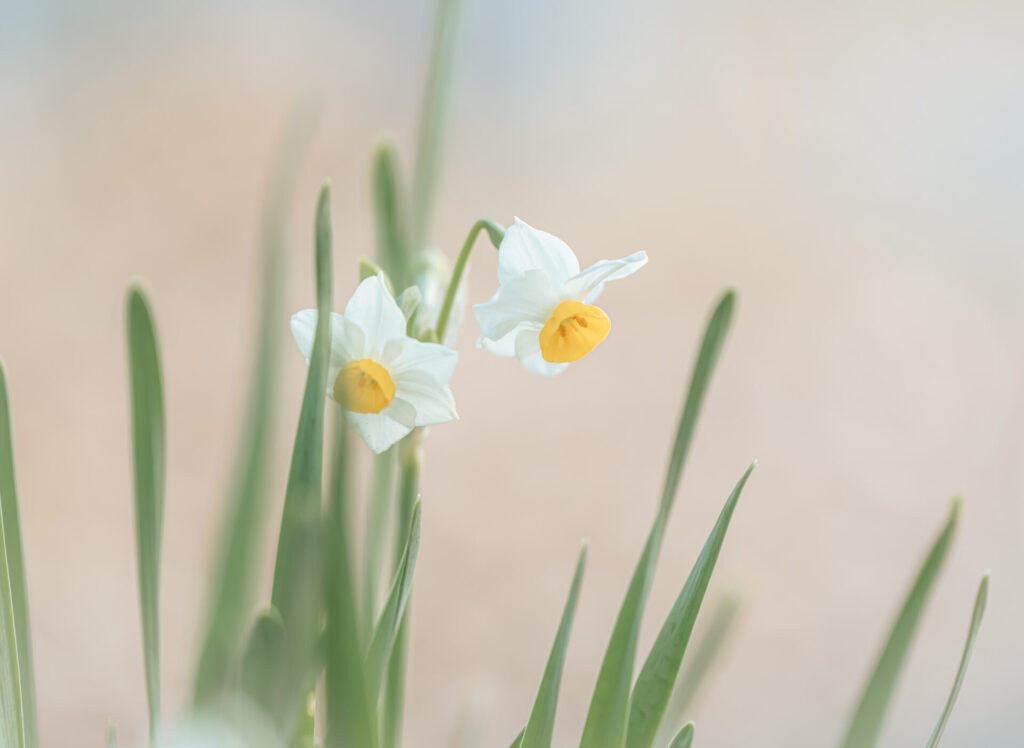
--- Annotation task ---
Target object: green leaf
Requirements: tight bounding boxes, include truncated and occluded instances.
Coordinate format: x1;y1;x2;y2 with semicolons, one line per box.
668;722;694;748
324;414;377;748
409;0;464;252
192;105;318;708
381;439;421;748
508;728;525;748
267;182;334;742
0;461;25;748
0;361;35;747
366;501;422;702
372;144;410;289
626;464;754;748
240;608;287;722
521;543;588;748
926;572;989;747
125;287;166;742
839;498;961;748
656;593;742;744
362;449;396;639
579;290;735;748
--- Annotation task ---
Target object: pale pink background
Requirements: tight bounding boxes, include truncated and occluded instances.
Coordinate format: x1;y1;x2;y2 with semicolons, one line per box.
1;1;1023;745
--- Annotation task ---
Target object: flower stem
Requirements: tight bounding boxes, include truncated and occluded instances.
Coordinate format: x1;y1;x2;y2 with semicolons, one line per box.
434;219;504;342
362;448;396;639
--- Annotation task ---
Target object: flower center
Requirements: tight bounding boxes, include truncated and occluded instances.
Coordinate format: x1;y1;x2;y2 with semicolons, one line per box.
334;358;396;413
539;300;611;363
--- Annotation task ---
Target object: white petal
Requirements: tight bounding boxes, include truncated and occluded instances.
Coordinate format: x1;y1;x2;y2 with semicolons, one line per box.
347;411;413;454
395;371;459;426
343;274;407;353
291;310;366;374
382;337;457;384
383;398;418;428
473;269;558;343
514;327;570;377
497;218;580;286
477;328;519;358
562;251;648;303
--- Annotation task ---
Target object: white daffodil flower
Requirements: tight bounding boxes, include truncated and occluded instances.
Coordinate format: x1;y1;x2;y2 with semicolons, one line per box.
473;218;648;376
291;274;458;454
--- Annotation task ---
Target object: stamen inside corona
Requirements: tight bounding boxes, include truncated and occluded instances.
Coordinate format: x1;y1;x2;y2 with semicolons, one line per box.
334;358;396;413
538;300;611;363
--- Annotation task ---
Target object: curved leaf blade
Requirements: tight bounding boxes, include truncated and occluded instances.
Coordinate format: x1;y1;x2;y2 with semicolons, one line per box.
126;287;166;741
926;572;989;747
626;464;754;748
580;290;735;748
192;106;318;707
0;362;35;748
366;501;422;701
521;543;588;748
669;722;694;748
839;498;961;748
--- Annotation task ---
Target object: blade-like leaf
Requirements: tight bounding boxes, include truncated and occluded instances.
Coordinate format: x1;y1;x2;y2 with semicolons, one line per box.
839;498;961;748
239;608;287;723
626;464;755;748
668;722;694;748
409;0;464;252
372;144;410;290
192;106;318;707
926;572;989;747
126;287;166;742
0;464;25;747
521;543;588;748
362;449;396;638
0;363;36;748
508;728;525;748
580;290;735;748
366;501;422;701
381;441;421;748
656;593;742;745
324;413;377;748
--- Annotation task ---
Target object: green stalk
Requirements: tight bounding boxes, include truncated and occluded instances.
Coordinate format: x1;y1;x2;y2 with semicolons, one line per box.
381;434;421;748
434;219;504;341
363;449;396;639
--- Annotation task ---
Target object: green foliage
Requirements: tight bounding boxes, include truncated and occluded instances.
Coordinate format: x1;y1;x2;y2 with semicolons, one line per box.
520;544;588;748
668;722;695;748
579;290;735;748
840;499;961;748
626;463;755;748
126;287;166;741
192;106;318;708
927;573;989;747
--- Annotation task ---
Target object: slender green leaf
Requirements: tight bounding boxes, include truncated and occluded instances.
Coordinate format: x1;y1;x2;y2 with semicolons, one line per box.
239;608;287;721
521;543;588;748
362;449;396;639
106;722;118;748
381;439;421;748
626;464;754;748
0;361;35;748
668;722;694;748
926;572;989;747
580;290;735;748
372;144;411;289
366;501;422;702
410;0;464;252
324;413;377;748
839;498;961;748
125;287;166;742
192;106;318;708
508;728;525;748
656;593;742;745
0;468;25;747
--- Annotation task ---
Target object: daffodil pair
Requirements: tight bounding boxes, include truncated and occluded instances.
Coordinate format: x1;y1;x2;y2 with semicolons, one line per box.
291;218;646;453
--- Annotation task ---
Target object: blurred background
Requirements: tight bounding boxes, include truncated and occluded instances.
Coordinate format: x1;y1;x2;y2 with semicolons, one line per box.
2;0;1023;745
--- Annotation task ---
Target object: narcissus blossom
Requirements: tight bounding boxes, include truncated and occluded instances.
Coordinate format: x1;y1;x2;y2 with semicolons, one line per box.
473;218;647;376
291;274;458;453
